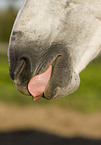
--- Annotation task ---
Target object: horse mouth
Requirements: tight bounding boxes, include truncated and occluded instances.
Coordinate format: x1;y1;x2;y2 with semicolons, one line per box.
12;55;60;100
13;63;52;101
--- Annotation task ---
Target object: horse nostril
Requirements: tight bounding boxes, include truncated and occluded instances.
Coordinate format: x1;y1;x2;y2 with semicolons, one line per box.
9;56;31;96
14;59;26;79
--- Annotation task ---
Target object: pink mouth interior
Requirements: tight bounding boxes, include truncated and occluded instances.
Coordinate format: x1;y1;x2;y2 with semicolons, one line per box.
28;65;52;101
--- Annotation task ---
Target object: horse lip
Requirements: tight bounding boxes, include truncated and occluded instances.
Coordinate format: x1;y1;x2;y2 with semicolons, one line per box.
15;82;30;95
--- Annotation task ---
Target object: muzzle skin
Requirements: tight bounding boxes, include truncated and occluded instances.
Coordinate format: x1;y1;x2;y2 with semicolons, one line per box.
8;0;101;100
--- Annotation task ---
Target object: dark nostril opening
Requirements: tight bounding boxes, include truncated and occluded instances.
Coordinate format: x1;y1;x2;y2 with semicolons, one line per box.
14;59;26;79
9;53;32;84
13;56;32;86
9;55;32;95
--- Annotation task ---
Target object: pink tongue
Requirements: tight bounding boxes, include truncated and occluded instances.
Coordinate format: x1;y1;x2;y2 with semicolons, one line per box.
28;65;52;101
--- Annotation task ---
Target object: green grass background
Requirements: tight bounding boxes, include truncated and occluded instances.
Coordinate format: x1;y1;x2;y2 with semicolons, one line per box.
0;51;101;113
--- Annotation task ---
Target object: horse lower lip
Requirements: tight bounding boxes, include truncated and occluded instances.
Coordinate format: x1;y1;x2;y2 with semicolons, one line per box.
14;83;30;95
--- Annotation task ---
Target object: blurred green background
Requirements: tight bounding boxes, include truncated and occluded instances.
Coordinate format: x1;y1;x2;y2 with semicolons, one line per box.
0;0;101;114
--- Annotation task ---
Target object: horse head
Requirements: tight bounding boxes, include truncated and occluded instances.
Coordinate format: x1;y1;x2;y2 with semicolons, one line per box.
8;0;101;100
